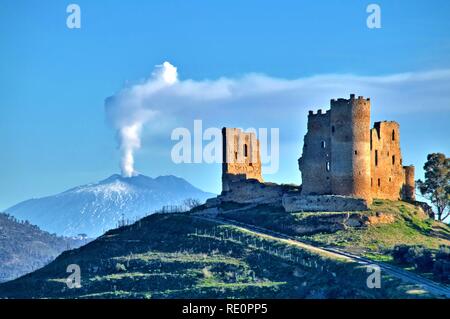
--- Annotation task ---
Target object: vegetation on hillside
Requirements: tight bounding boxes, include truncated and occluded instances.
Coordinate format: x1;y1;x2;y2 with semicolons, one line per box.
0;213;89;283
0;212;432;299
301;200;450;253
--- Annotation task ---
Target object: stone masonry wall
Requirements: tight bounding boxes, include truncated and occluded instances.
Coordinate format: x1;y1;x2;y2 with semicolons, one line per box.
299;94;414;203
370;121;405;200
222;127;263;192
282;193;369;212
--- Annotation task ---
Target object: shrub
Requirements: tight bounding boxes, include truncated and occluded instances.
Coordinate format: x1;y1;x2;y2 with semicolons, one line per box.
433;246;450;283
392;245;433;271
435;245;450;261
392;245;410;264
410;247;433;272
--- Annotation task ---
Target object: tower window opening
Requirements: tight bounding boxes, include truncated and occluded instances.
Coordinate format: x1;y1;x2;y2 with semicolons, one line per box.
234;152;238;161
354;150;358;155
326;161;330;172
378;178;381;187
375;150;378;166
392;155;395;165
321;141;326;148
244;144;248;157
392;130;395;141
331;126;335;134
371;178;373;187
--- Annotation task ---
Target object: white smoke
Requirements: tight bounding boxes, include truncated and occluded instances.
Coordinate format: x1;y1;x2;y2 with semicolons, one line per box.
106;61;178;177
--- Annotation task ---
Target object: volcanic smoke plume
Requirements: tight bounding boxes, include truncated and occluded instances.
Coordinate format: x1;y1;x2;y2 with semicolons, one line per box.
105;62;178;177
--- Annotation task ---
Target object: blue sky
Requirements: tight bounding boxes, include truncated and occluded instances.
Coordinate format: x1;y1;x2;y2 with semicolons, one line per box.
1;0;450;209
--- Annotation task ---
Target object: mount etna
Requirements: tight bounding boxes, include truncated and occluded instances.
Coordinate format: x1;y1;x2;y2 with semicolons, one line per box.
5;174;214;237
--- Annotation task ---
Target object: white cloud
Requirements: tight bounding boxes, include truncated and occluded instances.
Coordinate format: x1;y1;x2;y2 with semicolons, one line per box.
105;62;450;176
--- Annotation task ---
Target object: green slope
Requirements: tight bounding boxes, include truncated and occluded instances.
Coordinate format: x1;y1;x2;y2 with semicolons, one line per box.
0;211;434;299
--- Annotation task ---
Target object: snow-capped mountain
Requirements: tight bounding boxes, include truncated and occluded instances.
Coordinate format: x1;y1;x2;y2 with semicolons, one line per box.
5;174;215;237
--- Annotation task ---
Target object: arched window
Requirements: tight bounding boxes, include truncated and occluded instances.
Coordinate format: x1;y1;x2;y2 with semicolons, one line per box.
392;130;395;141
326;161;331;172
392;155;395;165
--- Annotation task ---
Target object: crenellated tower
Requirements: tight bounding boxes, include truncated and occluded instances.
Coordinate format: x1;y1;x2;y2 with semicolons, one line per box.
329;94;372;202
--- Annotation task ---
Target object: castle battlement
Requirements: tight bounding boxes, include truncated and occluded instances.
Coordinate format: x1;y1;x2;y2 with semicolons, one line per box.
299;95;415;203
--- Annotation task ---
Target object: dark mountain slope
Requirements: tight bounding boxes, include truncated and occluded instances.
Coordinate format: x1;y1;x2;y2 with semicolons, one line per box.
0;213;89;283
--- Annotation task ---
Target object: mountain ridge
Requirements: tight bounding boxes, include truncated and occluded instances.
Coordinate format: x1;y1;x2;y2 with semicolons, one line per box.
6;174;215;237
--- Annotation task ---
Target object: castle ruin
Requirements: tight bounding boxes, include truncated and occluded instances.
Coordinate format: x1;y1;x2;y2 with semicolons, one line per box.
212;94;415;212
298;94;415;203
221;127;263;193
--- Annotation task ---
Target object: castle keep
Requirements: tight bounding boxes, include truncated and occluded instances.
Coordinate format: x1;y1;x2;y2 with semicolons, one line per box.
298;94;415;203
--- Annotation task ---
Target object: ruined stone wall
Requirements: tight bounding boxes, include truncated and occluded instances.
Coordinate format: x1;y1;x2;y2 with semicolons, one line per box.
370;121;405;200
282;193;369;212
222;127;263;192
220;174;287;205
299;95;414;203
402;165;416;201
298;110;331;195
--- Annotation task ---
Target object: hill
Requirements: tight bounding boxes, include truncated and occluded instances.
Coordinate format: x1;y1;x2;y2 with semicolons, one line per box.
0;213;89;283
0;201;446;299
5;174;215;237
217;200;450;254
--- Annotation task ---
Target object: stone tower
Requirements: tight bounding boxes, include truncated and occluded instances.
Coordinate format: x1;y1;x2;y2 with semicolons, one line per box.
299;94;372;203
402;165;416;201
330;95;372;202
222;127;263;192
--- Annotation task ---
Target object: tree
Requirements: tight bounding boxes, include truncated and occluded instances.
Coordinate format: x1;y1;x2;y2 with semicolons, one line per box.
416;153;450;222
183;198;202;210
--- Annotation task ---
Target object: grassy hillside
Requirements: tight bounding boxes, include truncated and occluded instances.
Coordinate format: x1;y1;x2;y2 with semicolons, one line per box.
219;200;450;253
0;211;434;299
0;213;89;283
219;199;450;283
300;200;450;253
